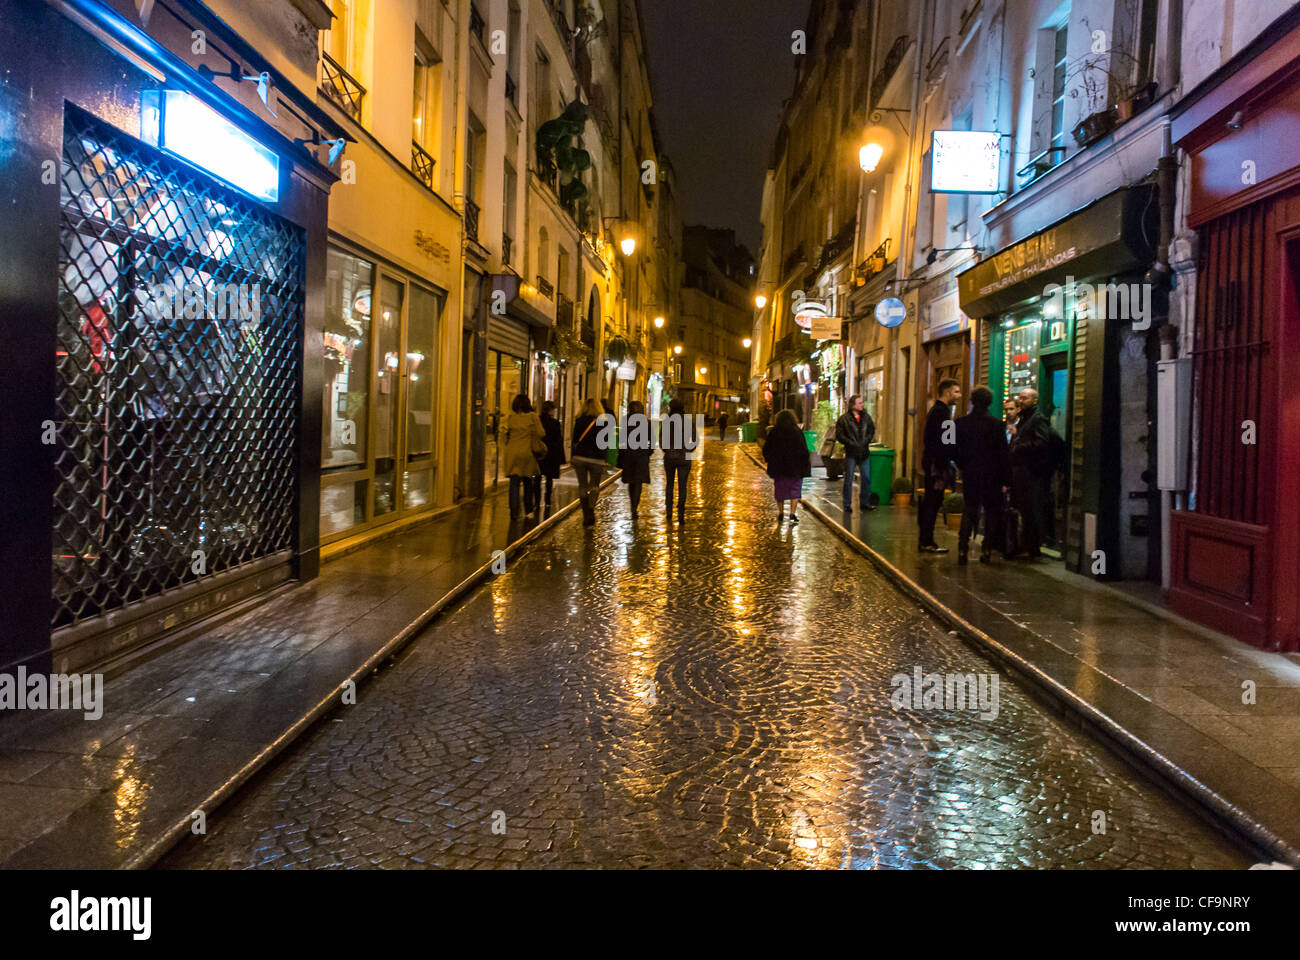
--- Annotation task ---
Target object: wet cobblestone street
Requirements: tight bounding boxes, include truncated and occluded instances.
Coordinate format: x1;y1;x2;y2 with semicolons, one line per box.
164;441;1251;869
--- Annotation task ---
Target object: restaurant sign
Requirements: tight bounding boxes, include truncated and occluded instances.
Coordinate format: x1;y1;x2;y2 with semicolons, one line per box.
957;187;1154;319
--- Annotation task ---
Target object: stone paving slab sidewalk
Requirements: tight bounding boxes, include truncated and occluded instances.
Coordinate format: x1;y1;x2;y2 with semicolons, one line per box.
0;468;620;869
738;443;1300;864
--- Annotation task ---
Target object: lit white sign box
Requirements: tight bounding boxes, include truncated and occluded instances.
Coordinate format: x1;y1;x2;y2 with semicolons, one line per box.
143;90;280;202
931;130;1002;194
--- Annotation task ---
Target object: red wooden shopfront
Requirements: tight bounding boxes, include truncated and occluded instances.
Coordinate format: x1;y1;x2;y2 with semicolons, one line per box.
1169;11;1300;651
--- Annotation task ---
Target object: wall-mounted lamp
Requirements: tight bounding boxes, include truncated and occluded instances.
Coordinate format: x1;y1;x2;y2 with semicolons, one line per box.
859;142;885;173
754;294;768;309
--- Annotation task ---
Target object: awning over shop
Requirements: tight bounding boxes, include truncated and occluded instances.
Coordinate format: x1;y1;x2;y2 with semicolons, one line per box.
488;274;555;328
957;184;1157;318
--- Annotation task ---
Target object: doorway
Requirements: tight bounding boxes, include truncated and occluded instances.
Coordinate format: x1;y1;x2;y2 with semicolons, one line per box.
483;349;527;490
1039;351;1070;552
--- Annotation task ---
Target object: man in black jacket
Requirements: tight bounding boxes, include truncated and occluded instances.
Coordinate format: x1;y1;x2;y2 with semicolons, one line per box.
919;378;962;553
835;394;876;513
954;386;1011;564
1008;388;1053;558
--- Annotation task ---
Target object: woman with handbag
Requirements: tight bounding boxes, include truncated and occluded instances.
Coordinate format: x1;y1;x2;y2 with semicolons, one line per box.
571;398;610;528
503;393;546;519
761;409;812;524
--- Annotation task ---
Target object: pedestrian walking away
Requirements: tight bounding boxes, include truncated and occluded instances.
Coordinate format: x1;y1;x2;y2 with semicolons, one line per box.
717;411;729;441
534;400;566;509
835;393;876;513
1008;388;1053;558
919;379;962;553
659;397;696;523
954;385;1011;565
618;400;652;517
503;394;545;519
571;398;610;528
762;408;811;524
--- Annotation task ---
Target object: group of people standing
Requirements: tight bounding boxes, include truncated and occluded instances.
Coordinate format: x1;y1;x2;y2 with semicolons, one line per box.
917;380;1063;563
507;396;700;528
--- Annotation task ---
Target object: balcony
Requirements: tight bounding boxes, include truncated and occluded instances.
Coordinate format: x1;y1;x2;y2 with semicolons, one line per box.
320;52;365;122
871;35;908;110
469;4;486;45
411;141;435;191
505;72;518;109
556;293;574;331
502;233;512;267
464;199;480;243
536;276;554;300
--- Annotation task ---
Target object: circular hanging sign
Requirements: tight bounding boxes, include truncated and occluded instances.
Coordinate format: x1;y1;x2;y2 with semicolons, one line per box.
875;296;907;328
792;294;829;331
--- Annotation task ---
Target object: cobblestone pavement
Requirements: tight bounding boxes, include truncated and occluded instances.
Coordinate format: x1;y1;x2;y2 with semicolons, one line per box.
164;441;1251;869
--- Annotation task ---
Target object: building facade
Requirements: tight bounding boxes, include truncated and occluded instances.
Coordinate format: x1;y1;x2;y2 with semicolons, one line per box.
1;0;679;676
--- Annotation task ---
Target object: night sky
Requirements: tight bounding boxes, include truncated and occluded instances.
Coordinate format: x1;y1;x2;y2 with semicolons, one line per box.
640;0;811;255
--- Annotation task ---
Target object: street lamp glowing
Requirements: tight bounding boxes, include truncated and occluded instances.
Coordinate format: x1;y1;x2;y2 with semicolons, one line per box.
673;345;682;355
754;294;767;309
653;315;665;328
859;142;884;173
742;337;752;348
698;366;707;375
620;236;637;256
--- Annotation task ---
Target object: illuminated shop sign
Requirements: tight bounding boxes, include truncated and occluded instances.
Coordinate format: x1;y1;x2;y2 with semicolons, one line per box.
931;130;1003;194
792;295;829;332
142;90;280;202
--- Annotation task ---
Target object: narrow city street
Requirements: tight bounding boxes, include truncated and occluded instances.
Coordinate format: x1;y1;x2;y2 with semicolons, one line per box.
164;440;1249;870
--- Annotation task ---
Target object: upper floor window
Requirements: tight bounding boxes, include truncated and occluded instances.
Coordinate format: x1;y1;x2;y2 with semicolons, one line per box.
1050;23;1068;154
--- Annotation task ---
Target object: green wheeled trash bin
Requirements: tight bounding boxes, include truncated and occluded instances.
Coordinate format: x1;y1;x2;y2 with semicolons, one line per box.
741;422;757;443
868;446;895;506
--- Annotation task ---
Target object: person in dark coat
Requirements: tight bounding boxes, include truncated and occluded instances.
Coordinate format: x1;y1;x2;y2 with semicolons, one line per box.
533;400;566;508
954;385;1011;565
617;400;652;516
659;398;696;523
835;393;876;513
919;378;962;553
1008;387;1053;558
762;408;812;523
571;398;609;527
717;411;729;441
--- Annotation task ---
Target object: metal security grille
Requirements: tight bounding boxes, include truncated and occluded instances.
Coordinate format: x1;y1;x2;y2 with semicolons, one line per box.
54;106;303;630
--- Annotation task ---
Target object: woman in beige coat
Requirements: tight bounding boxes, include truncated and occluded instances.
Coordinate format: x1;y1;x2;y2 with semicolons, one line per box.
503;393;544;518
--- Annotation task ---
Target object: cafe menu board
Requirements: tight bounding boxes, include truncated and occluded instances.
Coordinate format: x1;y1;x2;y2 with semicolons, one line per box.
931;130;1003;194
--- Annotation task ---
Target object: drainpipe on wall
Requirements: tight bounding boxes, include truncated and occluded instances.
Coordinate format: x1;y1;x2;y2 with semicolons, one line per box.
453;0;486;499
1155;116;1178;591
1152;0;1183;588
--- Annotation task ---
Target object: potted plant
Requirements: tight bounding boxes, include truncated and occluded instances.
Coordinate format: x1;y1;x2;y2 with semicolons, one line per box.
942;491;965;529
891;476;913;508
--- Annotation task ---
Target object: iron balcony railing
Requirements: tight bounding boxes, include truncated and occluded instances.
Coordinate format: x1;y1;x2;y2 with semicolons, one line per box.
536;276;554;300
464;198;480;243
320;52;365;122
470;4;486;44
411;140;436;190
502;233;512;266
556;293;574;330
505;72;518;108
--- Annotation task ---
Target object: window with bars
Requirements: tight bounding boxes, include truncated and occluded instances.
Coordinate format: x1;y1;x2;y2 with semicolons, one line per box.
53;106;304;629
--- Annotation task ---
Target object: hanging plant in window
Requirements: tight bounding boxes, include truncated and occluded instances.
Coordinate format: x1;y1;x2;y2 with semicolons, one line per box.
536;100;592;214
